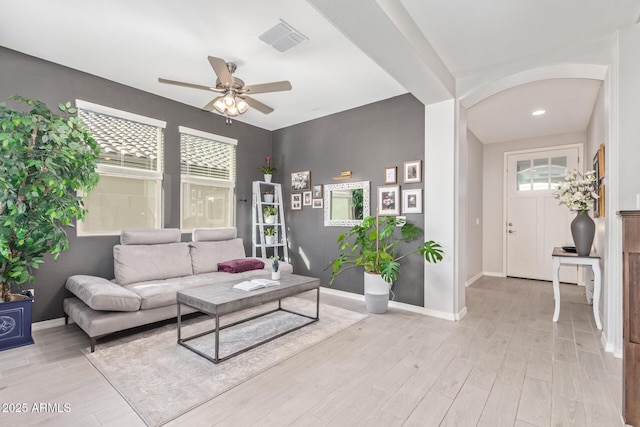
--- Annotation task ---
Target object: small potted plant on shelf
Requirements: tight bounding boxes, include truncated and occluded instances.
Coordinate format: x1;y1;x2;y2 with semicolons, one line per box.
259;156;277;183
270;256;280;280
263;189;275;203
263;206;278;224
325;215;443;314
264;227;277;245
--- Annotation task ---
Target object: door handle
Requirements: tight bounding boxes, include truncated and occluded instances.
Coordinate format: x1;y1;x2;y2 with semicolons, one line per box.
508;230;516;234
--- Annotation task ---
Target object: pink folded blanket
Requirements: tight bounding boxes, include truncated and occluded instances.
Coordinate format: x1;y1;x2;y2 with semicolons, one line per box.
217;258;265;273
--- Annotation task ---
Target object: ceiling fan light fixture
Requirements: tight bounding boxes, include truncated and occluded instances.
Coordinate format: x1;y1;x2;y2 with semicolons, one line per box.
213;98;226;113
236;98;249;113
223;93;236;107
227;106;239;116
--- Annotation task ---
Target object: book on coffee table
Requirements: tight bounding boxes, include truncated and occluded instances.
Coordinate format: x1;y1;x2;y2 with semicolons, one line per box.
232;278;281;291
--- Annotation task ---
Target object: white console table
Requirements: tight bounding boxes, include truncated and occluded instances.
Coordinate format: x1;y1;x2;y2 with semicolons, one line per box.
551;247;602;330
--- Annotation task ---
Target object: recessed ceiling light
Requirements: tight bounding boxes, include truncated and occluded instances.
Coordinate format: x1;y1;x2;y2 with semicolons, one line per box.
532;110;546;116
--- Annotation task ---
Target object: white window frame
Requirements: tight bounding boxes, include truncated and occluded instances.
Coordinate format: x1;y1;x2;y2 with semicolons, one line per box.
76;100;166;236
179;126;237;231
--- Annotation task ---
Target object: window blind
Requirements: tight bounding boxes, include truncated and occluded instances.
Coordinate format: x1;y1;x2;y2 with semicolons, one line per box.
179;128;236;182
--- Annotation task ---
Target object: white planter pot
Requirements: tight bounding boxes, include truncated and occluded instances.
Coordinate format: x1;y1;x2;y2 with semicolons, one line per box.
264;174;272;183
271;270;281;280
263;194;274;203
363;272;391;314
265;235;277;245
265;215;276;224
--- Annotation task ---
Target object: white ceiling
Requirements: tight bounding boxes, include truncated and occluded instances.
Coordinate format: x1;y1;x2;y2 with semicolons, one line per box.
1;0;639;135
467;78;603;144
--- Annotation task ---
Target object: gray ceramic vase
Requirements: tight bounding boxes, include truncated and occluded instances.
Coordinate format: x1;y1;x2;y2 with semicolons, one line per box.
571;211;595;256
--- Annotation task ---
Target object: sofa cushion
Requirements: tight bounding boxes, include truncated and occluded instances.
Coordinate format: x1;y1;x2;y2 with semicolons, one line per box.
66;275;141;312
114;242;193;286
189;238;246;274
120;228;182;245
192;227;237;242
218;258;265;273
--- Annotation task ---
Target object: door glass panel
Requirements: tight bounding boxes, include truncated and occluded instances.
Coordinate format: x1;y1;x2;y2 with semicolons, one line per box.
550;156;568;189
517;160;531;191
532;158;549;190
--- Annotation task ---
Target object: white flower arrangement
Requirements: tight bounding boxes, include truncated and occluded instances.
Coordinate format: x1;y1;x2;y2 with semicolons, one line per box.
553;169;599;213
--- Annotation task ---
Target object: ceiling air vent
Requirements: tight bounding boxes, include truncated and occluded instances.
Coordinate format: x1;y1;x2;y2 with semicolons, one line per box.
259;19;308;53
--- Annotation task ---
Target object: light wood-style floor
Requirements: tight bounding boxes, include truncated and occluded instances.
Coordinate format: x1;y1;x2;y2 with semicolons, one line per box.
0;276;624;426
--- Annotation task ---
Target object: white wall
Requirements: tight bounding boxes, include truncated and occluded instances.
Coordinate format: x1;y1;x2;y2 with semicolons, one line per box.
482;132;586;275
425;99;459;318
466;130;484;283
618;25;640;210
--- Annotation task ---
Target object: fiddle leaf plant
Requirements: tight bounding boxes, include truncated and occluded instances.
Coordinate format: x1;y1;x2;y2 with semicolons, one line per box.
0;96;100;301
326;215;444;285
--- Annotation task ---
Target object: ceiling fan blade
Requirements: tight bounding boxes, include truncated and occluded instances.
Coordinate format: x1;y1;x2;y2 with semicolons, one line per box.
202;96;222;112
208;56;233;87
241;81;292;95
243;95;274;114
158;78;221;92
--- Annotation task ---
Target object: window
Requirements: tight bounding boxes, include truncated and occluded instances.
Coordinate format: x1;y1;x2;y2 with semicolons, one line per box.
517;156;567;191
179;126;237;230
76;100;166;235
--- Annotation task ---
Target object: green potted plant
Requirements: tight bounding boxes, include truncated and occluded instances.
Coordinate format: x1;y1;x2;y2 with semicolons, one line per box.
326;215;443;313
264;227;277;245
263;189;275;203
259;156;277;183
0;96;99;350
263;206;278;224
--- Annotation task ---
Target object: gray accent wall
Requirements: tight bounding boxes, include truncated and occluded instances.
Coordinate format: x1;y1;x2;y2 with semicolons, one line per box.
272;94;427;306
0;47;272;321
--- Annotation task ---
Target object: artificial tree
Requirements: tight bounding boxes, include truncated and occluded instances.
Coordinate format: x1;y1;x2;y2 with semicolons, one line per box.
0;96;100;301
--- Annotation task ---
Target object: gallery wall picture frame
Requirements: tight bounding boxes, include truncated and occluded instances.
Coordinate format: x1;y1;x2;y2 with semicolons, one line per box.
291;170;311;191
384;166;397;184
312;184;323;199
593;143;605;217
312;198;323;209
303;191;312;206
402;188;422;214
403;160;422;184
291;193;302;210
377;185;400;216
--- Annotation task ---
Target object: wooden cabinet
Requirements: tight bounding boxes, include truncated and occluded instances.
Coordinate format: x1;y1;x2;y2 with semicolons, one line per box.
620;210;640;426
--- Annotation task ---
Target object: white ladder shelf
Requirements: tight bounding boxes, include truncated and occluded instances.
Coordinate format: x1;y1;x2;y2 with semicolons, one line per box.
252;181;289;262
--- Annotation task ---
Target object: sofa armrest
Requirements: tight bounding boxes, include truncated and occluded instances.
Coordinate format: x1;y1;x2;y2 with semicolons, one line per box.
66;275;142;312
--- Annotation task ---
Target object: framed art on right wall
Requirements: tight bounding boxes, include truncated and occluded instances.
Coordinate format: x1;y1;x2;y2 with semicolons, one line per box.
403;160;422;184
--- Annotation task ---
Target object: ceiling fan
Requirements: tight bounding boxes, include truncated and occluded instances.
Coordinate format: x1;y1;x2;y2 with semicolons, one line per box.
158;56;292;120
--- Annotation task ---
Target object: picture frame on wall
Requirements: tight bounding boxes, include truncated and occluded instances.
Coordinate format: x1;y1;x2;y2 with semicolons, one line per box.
402;188;422;214
303;191;312;206
312;198;323;209
384;166;397;184
403;160;422;184
291;193;302;210
291;171;311;191
593;143;605;217
312;184;323;199
378;185;400;216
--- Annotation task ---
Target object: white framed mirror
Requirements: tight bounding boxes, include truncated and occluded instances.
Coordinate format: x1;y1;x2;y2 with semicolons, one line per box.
323;181;370;227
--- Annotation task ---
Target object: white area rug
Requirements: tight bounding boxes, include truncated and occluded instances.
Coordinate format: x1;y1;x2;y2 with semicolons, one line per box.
84;298;366;426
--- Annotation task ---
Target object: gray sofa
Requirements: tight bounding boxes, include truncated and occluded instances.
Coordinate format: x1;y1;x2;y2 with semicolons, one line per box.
63;227;292;351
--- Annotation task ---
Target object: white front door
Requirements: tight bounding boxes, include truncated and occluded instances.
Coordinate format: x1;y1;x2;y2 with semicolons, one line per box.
506;146;580;283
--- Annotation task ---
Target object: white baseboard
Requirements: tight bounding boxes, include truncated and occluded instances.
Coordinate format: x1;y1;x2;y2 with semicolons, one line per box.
455;306;468;321
319;287;459;321
32;317;67;331
482;271;506;278
465;272;483;287
600;329;623;359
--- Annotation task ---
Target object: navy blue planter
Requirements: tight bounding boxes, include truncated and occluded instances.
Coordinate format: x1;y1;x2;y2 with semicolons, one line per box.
0;297;34;351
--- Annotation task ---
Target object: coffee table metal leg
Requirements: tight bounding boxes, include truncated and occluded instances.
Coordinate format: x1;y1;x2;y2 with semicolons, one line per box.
215;313;220;363
177;303;182;341
315;288;320;320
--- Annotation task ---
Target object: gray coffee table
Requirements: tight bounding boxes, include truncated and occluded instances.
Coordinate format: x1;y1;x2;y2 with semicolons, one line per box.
176;273;320;363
